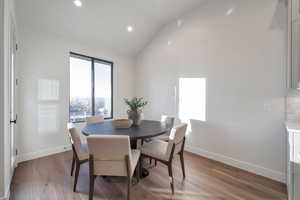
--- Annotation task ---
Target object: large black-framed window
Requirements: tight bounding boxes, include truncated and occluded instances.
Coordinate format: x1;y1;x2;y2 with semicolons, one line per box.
69;52;113;123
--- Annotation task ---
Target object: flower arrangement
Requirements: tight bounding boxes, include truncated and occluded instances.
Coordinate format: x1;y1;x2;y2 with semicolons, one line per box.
124;97;148;111
124;97;148;126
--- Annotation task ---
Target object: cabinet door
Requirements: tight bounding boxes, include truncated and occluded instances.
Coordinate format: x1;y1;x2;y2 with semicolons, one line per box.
293;0;300;21
288;132;294;200
294;174;300;200
294;134;300;200
294;147;300;200
292;20;300;88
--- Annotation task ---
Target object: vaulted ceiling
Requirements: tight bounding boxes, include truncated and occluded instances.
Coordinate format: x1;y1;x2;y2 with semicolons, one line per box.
15;0;206;57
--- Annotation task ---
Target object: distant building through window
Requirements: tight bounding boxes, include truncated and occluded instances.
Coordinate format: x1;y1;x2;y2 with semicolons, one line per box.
69;52;113;123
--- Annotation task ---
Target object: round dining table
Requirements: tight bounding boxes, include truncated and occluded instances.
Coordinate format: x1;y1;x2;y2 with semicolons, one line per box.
82;120;170;178
82;120;169;149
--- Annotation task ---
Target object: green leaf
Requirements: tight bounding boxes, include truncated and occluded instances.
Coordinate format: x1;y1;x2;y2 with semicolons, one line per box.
124;97;148;111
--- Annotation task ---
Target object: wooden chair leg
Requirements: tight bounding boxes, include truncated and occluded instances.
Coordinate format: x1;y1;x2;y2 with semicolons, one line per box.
179;152;186;178
127;177;132;200
71;154;75;176
125;155;132;200
140;155;143;179
73;162;80;192
89;175;95;200
89;155;95;200
155;160;157;167
168;163;174;194
140;155;143;168
136;159;140;183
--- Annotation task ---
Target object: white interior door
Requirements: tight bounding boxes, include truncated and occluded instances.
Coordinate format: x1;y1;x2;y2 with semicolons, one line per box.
9;20;17;171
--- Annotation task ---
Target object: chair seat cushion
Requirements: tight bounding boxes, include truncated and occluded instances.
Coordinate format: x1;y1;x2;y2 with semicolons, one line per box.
141;139;169;161
154;133;169;141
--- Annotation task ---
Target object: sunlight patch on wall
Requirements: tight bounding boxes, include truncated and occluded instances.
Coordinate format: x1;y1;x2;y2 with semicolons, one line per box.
38;104;58;134
37;79;60;134
38;79;60;101
179;78;206;123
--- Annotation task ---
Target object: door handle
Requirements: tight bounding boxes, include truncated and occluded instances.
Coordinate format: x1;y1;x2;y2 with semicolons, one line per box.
10;119;17;124
10;114;17;124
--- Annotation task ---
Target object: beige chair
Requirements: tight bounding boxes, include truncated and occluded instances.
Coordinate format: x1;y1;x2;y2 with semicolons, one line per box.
87;135;141;200
150;115;175;165
67;126;89;192
154;115;175;141
86;115;104;125
141;123;187;194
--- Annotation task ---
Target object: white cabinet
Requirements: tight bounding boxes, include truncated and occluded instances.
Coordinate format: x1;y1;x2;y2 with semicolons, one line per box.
286;127;300;200
287;132;294;200
289;0;300;88
292;20;300;88
293;0;300;21
294;147;300;199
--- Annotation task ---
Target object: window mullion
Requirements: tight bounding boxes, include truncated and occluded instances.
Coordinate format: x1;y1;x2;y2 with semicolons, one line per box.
91;58;95;116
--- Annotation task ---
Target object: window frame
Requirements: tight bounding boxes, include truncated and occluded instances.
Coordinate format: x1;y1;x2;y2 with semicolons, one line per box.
69;52;113;123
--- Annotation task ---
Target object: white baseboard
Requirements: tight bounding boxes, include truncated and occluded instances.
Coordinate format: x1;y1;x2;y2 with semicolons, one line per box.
185;145;286;183
0;189;10;200
17;145;72;163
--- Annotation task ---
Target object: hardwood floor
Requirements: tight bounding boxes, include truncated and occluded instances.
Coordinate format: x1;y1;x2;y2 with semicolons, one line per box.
10;151;287;200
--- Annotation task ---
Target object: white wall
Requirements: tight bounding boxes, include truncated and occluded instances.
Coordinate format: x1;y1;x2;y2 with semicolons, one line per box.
136;0;287;182
17;27;135;162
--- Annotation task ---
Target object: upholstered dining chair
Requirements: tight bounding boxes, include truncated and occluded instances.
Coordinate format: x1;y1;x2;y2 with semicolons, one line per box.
67;126;89;192
150;115;175;166
141;123;187;194
155;115;175;141
87;135;141;200
86;115;104;125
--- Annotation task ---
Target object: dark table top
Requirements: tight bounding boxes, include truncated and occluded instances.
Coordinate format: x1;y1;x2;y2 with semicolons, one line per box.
82;120;169;140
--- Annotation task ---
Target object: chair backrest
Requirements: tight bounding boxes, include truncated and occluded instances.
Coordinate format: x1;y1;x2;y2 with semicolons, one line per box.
165;123;188;160
161;115;175;129
68;127;87;161
86;116;104;125
87;135;132;177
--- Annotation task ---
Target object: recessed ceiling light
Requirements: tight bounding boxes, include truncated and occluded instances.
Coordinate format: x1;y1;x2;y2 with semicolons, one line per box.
226;7;235;16
177;19;183;27
167;40;172;46
74;0;82;7
127;26;133;32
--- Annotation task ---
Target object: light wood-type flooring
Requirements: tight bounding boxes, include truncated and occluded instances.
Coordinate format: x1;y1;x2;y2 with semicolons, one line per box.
10;151;287;200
